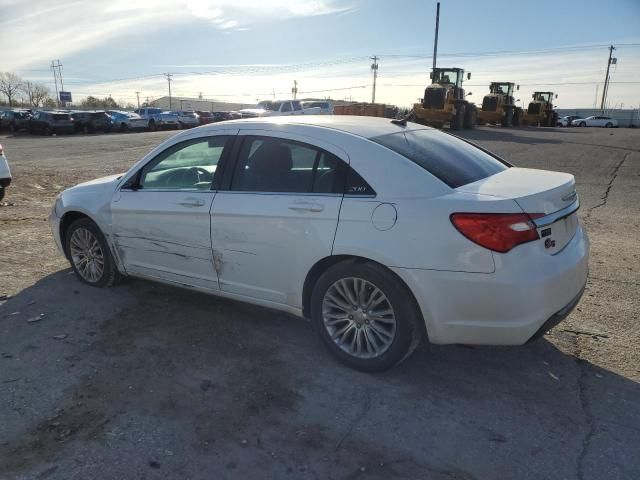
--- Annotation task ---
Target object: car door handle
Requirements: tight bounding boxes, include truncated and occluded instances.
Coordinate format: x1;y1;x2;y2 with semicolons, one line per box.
177;198;205;207
288;201;324;212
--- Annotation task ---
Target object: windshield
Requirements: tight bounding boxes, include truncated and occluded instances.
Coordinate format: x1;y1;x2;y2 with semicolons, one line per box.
371;129;508;188
534;93;552;102
257;101;282;111
490;83;512;95
432;70;460;85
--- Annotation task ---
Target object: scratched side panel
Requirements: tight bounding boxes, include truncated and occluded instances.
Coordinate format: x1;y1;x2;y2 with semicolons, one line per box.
111;191;219;290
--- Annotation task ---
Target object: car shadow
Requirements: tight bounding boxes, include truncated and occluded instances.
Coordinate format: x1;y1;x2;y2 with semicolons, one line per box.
1;270;638;479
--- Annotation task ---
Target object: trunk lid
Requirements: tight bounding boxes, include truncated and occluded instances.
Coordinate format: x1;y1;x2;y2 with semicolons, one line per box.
457;167;576;215
458;167;579;255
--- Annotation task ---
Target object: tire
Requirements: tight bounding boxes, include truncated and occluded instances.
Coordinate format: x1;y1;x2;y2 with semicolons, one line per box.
463;104;476;129
9;123;15;133
605;122;612;128
148;120;156;131
513;108;522;127
44;126;52;136
501;106;514;127
65;218;121;287
450;103;465;131
0;187;4;202
310;260;423;372
83;124;90;134
121;123;129;133
580;122;586;127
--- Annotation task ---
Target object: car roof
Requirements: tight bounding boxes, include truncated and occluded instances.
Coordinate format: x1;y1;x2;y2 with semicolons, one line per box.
198;115;427;140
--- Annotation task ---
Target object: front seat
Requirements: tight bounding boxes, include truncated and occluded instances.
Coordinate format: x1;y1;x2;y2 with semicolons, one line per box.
247;142;293;192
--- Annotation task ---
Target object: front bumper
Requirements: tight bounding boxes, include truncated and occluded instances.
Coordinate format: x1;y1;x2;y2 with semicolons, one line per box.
48;206;65;256
392;225;589;345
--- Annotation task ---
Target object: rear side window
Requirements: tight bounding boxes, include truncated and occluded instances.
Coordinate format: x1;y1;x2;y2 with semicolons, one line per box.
371;129;508;188
231;136;347;194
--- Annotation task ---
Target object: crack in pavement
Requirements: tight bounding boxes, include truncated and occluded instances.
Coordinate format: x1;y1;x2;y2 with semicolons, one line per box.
583;153;629;223
335;390;372;452
576;357;595;480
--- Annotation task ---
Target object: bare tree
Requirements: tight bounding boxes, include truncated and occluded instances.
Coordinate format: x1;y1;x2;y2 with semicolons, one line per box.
0;72;23;108
22;81;52;107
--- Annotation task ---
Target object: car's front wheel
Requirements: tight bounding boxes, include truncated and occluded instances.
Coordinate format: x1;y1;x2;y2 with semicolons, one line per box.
66;218;120;287
311;261;423;372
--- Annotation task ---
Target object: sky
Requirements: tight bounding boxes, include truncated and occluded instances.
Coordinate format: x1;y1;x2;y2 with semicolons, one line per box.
2;0;640;109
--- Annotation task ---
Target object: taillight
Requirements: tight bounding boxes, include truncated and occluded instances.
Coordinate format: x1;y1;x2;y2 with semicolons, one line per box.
450;212;542;253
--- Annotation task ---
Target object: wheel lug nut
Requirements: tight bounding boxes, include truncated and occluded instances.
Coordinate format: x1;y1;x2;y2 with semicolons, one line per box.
348;315;353;320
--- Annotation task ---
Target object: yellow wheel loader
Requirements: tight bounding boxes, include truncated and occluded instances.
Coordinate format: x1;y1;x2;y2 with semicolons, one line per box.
476;82;523;127
522;91;558;127
412;68;476;130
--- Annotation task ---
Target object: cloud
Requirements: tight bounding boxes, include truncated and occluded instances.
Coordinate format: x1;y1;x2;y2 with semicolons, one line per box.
2;0;352;70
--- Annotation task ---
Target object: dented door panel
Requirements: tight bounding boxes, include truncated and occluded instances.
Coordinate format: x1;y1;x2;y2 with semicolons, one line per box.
111;191;219;289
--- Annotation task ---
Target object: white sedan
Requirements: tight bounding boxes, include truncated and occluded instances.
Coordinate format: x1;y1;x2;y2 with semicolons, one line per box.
0;143;11;202
571;116;618;127
49;116;589;371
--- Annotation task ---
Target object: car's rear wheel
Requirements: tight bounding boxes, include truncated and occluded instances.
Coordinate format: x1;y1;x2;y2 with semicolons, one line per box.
66;218;120;287
605;122;613;128
0;187;4;202
311;261;422;372
44;126;52;136
580;121;586;127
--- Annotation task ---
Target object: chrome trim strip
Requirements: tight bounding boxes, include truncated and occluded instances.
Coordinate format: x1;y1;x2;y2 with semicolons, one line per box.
533;198;580;228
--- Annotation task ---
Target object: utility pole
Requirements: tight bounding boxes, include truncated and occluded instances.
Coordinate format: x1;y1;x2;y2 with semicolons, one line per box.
165;73;173;109
432;2;440;76
292;80;298;99
135;91;141;110
593;85;598;109
50;60;64;107
600;45;616;110
370;56;379;103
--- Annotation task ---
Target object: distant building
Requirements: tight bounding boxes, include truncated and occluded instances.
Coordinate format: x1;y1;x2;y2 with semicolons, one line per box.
150;96;252;112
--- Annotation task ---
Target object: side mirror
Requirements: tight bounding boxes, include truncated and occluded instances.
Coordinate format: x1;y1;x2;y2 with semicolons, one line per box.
532;94;536;99
429;72;433;80
516;99;520;102
517;85;520;90
466;92;472;96
467;72;471;80
555;94;558;99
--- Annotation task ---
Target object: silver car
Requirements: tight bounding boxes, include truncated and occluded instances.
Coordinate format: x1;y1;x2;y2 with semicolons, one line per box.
107;111;149;132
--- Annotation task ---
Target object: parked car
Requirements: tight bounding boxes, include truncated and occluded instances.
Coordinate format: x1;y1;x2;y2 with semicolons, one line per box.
0;110;31;132
0;143;11;202
239;100;321;118
195;111;215;125
302;101;334;114
571;116;618;128
556;115;580;127
72;111;111;133
172;111;200;129
49;116;588;372
211;111;235;122
106;111;149;132
28;111;75;135
135;108;179;131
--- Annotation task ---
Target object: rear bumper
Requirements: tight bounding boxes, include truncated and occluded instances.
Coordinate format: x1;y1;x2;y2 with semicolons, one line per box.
392;224;589;345
526;284;585;342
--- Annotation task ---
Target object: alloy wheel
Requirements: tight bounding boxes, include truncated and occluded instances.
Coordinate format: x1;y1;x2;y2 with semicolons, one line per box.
322;277;397;359
69;227;105;283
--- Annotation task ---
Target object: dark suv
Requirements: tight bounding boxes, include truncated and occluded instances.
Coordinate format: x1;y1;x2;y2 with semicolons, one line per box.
72;111;111;133
28;111;75;135
0;110;31;132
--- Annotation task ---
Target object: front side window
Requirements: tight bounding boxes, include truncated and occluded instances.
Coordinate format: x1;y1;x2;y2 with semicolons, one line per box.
230;136;347;194
292;101;302;111
138;136;230;190
281;102;292;112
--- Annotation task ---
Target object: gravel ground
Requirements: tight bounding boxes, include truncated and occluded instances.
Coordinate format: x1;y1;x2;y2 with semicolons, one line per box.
0;126;638;480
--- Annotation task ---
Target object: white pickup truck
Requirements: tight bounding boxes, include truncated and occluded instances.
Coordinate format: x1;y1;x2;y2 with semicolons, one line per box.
239;100;321;118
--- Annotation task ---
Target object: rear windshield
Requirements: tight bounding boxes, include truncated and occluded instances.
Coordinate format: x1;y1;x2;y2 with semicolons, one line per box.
370;129;508;188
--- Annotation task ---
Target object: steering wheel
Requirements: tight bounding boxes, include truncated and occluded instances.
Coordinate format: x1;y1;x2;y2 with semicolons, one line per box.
162;167;210;187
